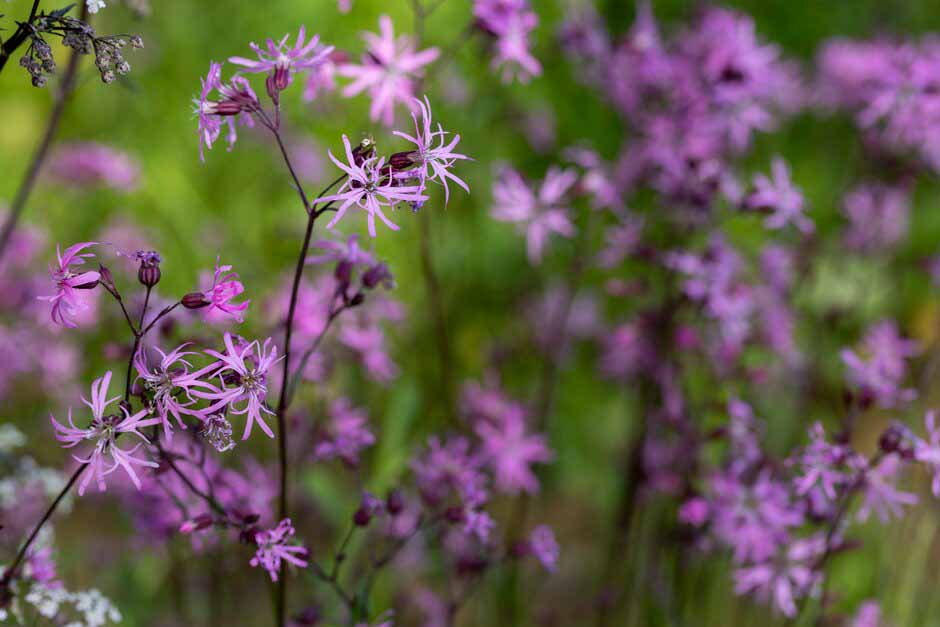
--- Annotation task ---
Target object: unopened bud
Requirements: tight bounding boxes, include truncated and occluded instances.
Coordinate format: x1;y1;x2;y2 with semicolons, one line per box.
182;292;211;309
389;151;416;171
386;489;404;516
362;263;392;290
353;506;372;527
352;137;376;166
138;265;161;288
179;513;213;534
334;259;353;284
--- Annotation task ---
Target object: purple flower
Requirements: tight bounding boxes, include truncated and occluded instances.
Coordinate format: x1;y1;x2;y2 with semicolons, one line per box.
193;62;259;161
842;183;910;252
229;26;333;92
792;422;857;501
528;525;559;572
412;436;487;507
48;142;140;191
841;320;918;408
491;166;578;264
314;135;429;237
250;518;309;581
392;96;471;205
857;454;917;522
134;343;217;437
199;256;250;323
307;233;376;268
710;469;803;563
198;333;280;439
851;601;885;627
678;497;710;527
474;0;542;83
313;398;375;466
338;16;440;125
475;405;553;494
915;410;940;496
50;371;160;495
733;535;824;618
38;242;100;328
746;157;812;233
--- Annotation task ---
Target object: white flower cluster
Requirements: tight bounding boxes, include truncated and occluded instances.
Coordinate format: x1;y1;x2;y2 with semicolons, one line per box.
0;424;26;453
86;0;107;13
2;583;121;626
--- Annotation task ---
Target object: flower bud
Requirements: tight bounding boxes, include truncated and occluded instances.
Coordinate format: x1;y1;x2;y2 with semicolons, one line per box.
98;263;115;290
444;506;464;524
352;137;376;166
353;506;372;527
179;513;213;534
362;263;393;290
74;277;99;290
182;292;211;309
389;151;417;171
386;489;404;515
334;259;353;285
138;264;161;288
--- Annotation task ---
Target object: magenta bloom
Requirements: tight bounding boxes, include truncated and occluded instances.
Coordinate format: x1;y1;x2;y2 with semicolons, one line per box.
393;96;471;205
229;26;333;91
48;142;140;191
841;320;918;408
746;157;812;233
50;371;160;496
314;134;428;237
490;166;578;264
412;436;488;507
313;398;376;466
915;410;940;496
306;233;376;268
134;343;218;437
857;454;916;523
792;422;855;501
250;518;309;582
200;256;250;323
338;15;440;125
193;62;259;161
474;0;542;83
734;535;824;618
38;241;100;328
198;333;280;439
528;524;559;572
475;405;553;494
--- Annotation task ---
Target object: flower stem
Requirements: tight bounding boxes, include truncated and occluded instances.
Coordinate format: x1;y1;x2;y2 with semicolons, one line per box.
267;120;346;625
0;3;89;263
1;463;86;586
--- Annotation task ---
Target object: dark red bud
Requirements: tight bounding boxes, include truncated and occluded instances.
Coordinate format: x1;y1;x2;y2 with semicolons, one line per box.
182;292;211;309
353;506;372;527
389;151;416;171
138;264;161;288
386;489;404;515
352;138;376;166
98;263;115;289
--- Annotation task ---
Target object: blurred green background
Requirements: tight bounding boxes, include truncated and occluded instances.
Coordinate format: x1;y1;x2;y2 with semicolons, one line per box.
5;0;940;625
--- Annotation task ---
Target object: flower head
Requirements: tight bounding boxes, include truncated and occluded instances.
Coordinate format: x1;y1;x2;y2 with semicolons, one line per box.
314;135;428;237
50;371;160;495
338;16;440;125
199;257;250;323
250;518;309;581
134;343;217;437
746;157;812;233
197;333;280;439
38;242;100;328
229;26;333;92
527;525;559;572
490;166;578;263
193;63;259;161
475;405;553;494
392;96;471;205
313;398;376;466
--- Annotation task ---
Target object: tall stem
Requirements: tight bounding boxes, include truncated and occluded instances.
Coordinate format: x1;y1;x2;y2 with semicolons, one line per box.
0;3;89;263
267;117;345;624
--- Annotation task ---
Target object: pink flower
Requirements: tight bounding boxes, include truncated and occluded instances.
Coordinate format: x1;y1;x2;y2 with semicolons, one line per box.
200;256;250;323
314;134;428;237
197;333;280;439
528;525;559;572
50;371;160;496
392;96;471;205
193;63;259;161
229;26;333;91
491;166;578;263
48;142;140;191
746;157;813;233
250;518;309;581
734;536;824;618
338;16;440;125
134;343;218;437
313;398;376;465
915;410;940;496
857;454;917;523
38;241;100;328
474;0;542;83
475;405;553;494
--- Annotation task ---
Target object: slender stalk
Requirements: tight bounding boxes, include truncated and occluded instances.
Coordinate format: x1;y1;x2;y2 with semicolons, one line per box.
0;3;89;263
266;120;345;625
0;464;85;585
